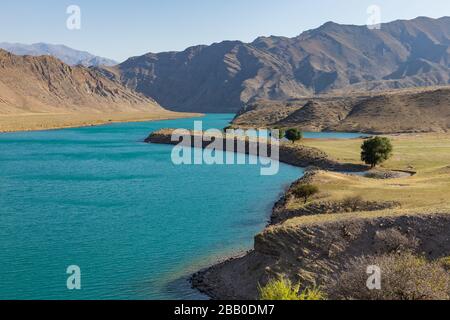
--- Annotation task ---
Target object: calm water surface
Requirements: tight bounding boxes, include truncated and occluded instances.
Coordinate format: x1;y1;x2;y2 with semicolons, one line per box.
0;114;305;300
0;114;365;300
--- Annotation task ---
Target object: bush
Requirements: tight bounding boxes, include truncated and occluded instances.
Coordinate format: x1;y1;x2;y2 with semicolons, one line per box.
273;127;285;140
341;196;366;211
328;252;450;300
361;137;393;168
373;228;419;254
259;277;326;301
439;257;450;271
292;184;319;204
285;128;303;144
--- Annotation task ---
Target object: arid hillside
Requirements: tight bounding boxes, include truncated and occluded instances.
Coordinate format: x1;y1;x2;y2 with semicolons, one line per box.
101;17;450;113
233;87;450;133
0;49;164;115
0;50;191;132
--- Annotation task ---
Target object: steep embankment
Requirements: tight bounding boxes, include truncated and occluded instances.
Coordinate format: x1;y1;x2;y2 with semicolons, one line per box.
191;132;450;300
102;17;450;113
233;87;450;133
192;209;450;300
0;50;192;132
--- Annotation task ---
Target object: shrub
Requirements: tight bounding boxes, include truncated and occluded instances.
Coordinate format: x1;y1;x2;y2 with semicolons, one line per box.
361;137;393;168
341;196;366;211
439;257;450;271
285;128;303;144
373;228;420;254
274;127;285;140
259;277;326;301
292;184;319;204
328;252;450;300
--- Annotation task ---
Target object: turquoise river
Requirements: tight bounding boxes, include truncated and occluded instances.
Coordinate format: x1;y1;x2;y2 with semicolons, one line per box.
0;114;363;300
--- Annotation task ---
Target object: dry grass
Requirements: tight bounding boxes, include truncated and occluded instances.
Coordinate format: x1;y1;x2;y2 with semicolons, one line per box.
271;133;450;228
297;134;450;210
0;111;201;133
328;252;450;300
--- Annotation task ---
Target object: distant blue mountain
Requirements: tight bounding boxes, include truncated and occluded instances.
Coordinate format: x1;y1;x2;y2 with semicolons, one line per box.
0;42;117;67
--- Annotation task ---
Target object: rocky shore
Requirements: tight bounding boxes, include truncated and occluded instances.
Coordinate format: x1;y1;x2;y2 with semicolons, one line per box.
146;129;366;172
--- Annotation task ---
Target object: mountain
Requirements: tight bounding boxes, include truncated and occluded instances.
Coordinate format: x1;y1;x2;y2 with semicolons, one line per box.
0;49;165;115
101;16;450;113
0;42;118;67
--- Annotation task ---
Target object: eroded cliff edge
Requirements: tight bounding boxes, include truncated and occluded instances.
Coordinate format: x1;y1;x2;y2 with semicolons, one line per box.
145;129;450;300
191;209;450;300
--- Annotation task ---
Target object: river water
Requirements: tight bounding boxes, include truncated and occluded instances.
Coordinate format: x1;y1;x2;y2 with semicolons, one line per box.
0;114;363;299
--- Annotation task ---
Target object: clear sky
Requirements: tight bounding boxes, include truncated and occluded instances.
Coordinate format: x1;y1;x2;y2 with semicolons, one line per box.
1;0;449;62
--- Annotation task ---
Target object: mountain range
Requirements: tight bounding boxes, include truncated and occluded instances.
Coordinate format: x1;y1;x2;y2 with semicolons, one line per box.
1;16;450;133
0;42;118;67
98;16;450;113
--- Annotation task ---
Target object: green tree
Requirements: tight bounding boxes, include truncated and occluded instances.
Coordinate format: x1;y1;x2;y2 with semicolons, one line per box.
285;128;303;144
291;184;319;204
361;137;393;168
274;127;285;140
259;277;326;301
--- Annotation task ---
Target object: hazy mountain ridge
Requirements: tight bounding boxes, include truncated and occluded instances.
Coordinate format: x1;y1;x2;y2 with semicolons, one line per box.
104;16;450;113
0;42;118;67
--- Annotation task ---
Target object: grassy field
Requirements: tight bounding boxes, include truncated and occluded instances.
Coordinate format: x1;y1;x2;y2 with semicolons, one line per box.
288;133;450;211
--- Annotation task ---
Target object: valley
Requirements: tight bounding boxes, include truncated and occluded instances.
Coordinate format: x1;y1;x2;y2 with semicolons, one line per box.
1;10;450;301
0;49;199;132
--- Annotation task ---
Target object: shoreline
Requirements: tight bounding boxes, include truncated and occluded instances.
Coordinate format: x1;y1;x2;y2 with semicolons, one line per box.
0;111;204;133
145;129;422;300
146;129;369;172
145;129;414;299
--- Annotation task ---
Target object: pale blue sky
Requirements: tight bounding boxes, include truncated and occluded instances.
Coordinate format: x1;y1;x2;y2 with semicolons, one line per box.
1;0;449;62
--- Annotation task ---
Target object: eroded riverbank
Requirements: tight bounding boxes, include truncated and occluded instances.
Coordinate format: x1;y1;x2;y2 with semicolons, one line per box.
146;129;450;300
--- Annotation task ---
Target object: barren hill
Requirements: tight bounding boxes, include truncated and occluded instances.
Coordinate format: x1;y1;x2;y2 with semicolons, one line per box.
232;87;450;134
102;16;450;113
0;49;189;132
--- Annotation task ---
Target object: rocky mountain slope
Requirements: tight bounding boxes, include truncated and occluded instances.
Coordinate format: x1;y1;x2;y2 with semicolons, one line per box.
232;87;450;133
101;16;450;113
0;42;117;67
0;49;165;115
